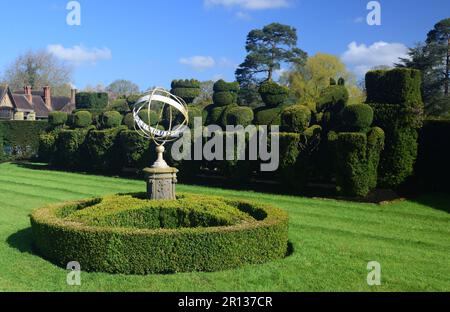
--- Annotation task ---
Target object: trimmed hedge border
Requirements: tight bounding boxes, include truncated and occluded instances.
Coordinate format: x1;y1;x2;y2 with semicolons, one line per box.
30;193;289;274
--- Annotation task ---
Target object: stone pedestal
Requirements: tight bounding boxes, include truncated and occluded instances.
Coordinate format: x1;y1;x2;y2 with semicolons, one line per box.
143;167;178;200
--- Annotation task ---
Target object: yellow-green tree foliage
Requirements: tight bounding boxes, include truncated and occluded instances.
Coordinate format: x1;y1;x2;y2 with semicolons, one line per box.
282;53;365;106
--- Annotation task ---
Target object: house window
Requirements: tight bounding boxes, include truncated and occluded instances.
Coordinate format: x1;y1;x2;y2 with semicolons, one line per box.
0;108;12;120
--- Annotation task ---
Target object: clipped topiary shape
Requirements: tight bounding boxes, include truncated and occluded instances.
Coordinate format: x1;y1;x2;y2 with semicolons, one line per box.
122;112;135;130
72;111;93;128
171;79;201;104
212;80;239;107
258;81;289;108
280;105;311;133
253;105;286;126
226;106;254;127
100;111;123;129
48;112;68;128
342;104;374;132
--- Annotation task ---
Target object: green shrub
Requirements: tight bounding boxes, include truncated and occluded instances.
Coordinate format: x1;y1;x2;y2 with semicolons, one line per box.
54;127;92;168
0;120;47;161
75;92;109;110
85;127;124;172
171;79;201;104
100;111;123;129
211;80;239;108
416;119;450;191
122;113;135;130
258;81;289;108
138;110;158;126
48;112;68;128
342;104;374;132
38;131;58;162
281;105;311;133
171;79;201;89
316;85;349;113
126;94;142;108
253;105;286;126
329;128;384;197
72;111;93;128
118;130;152;169
207;105;227;125
108;99;129;113
213;80;239;92
226;106;254;127
365;68;422;107
30;193;289;274
366;69;424;188
213;91;237;107
187;105;205;127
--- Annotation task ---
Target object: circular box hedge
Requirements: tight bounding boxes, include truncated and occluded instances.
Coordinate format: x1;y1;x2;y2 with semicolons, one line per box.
30;193;289;274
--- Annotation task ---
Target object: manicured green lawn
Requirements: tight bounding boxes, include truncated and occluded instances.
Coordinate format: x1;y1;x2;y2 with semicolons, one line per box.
0;162;449;291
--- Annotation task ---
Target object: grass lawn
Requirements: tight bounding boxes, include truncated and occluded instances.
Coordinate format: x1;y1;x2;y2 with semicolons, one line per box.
0;162;449;291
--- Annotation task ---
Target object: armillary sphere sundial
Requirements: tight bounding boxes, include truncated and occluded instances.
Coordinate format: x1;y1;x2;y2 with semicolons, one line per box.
133;87;189;200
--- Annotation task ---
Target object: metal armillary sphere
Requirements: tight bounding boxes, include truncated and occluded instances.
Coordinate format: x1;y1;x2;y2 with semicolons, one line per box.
133;87;189;168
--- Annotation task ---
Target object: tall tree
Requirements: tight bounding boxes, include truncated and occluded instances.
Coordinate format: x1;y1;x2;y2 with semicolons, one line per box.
106;79;140;97
282;53;363;106
235;23;307;85
397;18;450;116
3;50;73;96
426;18;450;95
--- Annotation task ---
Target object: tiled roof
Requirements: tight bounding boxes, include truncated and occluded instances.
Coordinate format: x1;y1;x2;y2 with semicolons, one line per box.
31;95;51;118
14;90;44;97
0;85;7;100
12;94;33;111
59;102;76;113
51;96;71;111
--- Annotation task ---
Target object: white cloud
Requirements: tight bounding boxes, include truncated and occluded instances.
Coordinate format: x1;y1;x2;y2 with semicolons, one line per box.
204;0;290;10
341;41;409;76
47;44;112;65
179;56;216;71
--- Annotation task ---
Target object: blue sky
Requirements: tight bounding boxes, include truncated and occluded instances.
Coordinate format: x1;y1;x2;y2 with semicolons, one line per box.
0;0;448;90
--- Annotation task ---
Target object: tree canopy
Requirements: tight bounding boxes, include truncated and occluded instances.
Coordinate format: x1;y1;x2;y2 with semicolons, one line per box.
397;18;450;116
2;50;73;96
106;79;140;97
235;23;307;86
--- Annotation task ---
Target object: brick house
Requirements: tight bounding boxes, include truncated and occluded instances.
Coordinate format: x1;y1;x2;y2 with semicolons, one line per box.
0;85;76;120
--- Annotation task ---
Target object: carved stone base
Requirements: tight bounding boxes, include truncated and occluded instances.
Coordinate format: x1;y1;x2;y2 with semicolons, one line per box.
143;167;178;200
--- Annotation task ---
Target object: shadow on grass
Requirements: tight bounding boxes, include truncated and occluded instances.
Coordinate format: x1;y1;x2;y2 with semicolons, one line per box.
410;193;450;214
6;227;35;255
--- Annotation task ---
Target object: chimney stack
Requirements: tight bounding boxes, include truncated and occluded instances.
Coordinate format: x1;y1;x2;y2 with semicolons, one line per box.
24;86;32;103
70;88;77;105
43;86;52;109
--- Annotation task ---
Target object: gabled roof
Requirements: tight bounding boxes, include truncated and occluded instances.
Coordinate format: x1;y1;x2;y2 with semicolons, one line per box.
31;95;50;118
0;84;8;101
51;96;71;111
12;94;34;111
14;90;44;97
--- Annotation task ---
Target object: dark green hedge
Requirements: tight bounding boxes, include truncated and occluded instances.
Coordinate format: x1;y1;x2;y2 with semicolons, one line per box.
415;119;450;191
72;111;93;128
85;127;124;172
280;105;311;133
171;79;201;104
329;127;384;197
48;112;68;128
0;121;48;161
30;193;289;274
226;106;254;127
75;92;109;110
368;103;421;188
100;111;123;129
213;91;238;107
54;127;93;168
118;130;152;169
108;99;130;113
253;105;287;127
258;81;289;108
365;69;422;107
342;104;374;132
213;80;239;92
